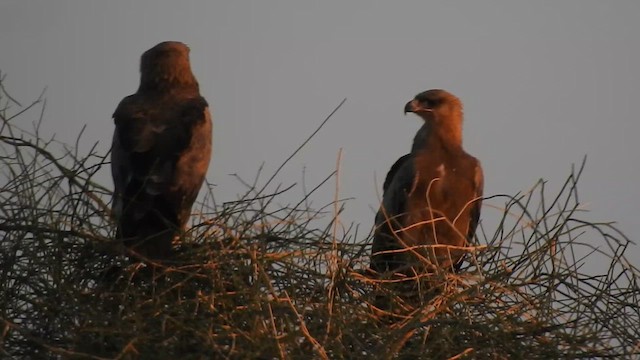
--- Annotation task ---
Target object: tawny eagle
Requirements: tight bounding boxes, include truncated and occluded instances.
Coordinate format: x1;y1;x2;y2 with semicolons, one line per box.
111;41;212;259
371;89;483;278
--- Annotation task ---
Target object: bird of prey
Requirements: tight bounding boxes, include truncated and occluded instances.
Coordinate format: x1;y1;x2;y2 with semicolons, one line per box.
371;89;483;281
111;41;212;260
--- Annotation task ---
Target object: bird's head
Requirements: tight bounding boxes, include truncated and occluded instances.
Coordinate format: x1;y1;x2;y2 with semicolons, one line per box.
405;89;464;145
139;41;198;92
404;89;462;124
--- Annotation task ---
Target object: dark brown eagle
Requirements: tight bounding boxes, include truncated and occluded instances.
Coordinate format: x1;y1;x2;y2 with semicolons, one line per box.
371;89;483;281
111;41;212;260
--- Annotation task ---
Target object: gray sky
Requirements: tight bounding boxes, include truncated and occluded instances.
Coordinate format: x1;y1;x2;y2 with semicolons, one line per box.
1;1;638;260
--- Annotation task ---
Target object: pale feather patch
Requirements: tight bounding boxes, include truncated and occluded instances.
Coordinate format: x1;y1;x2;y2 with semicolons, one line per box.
433;163;446;194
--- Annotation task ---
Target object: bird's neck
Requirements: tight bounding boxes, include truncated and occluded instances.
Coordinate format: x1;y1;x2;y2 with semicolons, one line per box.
411;123;432;153
437;117;463;148
138;64;199;94
411;117;463;154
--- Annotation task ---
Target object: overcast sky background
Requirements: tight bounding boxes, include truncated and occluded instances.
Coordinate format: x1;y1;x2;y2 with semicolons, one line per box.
1;1;638;262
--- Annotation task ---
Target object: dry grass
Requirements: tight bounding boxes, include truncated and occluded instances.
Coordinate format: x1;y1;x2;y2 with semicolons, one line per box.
1;75;638;359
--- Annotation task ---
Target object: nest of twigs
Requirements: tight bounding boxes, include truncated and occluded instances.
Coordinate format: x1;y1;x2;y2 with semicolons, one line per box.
1;76;638;359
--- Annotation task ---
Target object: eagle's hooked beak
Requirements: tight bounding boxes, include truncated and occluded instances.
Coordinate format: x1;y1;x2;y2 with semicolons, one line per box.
404;99;424;114
404;100;415;114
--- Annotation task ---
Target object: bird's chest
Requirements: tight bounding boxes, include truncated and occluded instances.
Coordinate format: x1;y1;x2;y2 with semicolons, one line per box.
408;153;472;215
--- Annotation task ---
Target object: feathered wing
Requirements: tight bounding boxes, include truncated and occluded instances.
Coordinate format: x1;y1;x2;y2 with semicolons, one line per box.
467;162;484;242
371;154;415;273
382;153;412;193
111;95;211;258
452;160;484;271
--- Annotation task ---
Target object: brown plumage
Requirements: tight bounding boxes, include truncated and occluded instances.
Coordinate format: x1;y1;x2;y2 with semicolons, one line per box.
371;89;483;281
111;41;212;260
